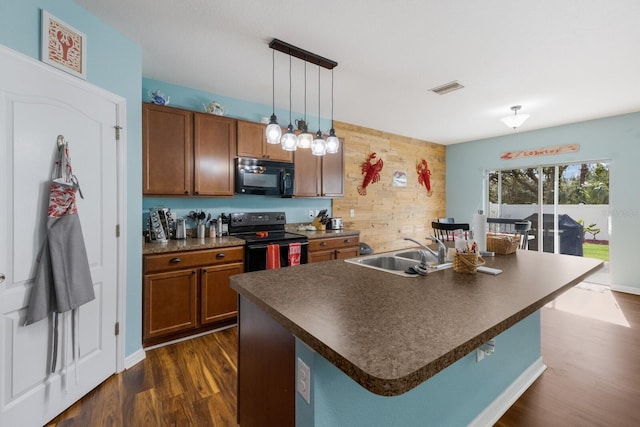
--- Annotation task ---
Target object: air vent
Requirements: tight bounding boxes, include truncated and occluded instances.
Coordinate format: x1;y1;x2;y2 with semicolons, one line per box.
429;81;464;95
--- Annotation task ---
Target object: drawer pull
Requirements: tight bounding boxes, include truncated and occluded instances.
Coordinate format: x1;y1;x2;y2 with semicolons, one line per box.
216;253;226;258
344;239;351;243
169;257;181;264
320;241;327;246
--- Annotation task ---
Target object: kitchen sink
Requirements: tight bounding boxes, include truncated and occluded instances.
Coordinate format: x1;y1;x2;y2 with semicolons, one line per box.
358;256;417;271
345;249;452;277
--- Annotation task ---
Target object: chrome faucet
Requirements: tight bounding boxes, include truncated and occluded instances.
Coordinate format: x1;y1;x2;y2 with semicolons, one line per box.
404;236;446;265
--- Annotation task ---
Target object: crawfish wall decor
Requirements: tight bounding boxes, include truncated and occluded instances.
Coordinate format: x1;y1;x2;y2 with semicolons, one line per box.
416;159;433;196
358;153;384;196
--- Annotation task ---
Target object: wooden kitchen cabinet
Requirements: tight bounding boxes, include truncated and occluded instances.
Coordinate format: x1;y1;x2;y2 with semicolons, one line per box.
308;234;359;263
143;246;244;346
194;113;236;196
294;137;344;197
237;120;292;162
142;103;237;197
143;103;193;195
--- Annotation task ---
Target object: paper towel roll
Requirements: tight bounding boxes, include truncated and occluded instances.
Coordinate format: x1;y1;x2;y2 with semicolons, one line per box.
472;211;487;253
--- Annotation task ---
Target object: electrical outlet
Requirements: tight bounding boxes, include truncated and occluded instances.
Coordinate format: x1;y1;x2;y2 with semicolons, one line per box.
309;210;314;218
297;357;311;404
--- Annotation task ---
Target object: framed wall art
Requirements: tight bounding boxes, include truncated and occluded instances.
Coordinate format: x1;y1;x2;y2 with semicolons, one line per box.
41;10;87;79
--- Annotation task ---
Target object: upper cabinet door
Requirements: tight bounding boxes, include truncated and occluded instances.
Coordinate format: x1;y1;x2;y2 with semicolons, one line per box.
194;113;237;196
143;103;193;195
237;120;292;162
320;137;345;197
294;147;321;197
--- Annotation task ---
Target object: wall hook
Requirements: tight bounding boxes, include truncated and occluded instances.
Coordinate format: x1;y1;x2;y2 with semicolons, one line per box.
56;135;66;150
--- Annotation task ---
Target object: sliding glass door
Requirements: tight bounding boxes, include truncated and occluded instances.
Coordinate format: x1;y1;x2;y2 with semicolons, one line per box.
487;162;610;264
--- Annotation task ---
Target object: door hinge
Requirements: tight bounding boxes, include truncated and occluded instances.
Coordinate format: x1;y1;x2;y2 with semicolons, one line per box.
114;125;122;141
116;224;120;237
115;322;120;336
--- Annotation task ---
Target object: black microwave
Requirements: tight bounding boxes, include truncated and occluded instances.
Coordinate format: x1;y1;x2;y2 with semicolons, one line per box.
235;158;295;197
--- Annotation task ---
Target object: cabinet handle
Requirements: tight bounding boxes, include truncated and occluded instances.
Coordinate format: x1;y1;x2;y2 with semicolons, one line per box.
194;191;199;195
216;253;225;258
184;191;189;194
169;257;181;264
320;241;327;246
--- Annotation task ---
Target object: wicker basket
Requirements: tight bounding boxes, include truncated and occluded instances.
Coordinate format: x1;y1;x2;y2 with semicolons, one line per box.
453;252;485;274
486;233;520;255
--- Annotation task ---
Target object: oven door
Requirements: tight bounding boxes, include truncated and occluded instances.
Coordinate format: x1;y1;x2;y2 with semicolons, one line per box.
245;240;309;272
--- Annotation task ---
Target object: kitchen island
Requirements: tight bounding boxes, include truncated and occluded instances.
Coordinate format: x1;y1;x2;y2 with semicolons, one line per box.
230;250;602;426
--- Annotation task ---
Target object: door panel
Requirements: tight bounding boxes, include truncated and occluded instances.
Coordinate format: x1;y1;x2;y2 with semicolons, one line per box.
1;47;119;426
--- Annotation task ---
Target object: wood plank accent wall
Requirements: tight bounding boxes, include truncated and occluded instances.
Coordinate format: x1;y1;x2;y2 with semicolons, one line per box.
332;121;446;254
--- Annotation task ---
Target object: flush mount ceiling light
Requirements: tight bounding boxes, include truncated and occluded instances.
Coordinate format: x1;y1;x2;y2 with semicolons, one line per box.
267;39;338;156
501;105;530;129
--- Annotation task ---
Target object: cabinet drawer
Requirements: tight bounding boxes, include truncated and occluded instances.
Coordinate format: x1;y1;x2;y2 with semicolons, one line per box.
144;246;244;273
309;235;359;252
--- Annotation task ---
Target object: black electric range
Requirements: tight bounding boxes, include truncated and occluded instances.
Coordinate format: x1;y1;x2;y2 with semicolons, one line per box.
228;212;308;271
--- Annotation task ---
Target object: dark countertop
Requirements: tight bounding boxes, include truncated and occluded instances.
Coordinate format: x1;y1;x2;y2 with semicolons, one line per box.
230;250;602;396
143;236;246;255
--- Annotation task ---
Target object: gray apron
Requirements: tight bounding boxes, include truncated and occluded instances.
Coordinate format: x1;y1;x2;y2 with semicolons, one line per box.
25;143;94;374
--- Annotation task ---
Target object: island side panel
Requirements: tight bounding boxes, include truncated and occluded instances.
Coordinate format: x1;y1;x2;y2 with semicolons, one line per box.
297;311;542;427
238;296;295;427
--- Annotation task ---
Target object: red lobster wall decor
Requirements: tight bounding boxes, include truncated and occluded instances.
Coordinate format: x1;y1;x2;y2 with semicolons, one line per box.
358;152;384;196
416;159;433;196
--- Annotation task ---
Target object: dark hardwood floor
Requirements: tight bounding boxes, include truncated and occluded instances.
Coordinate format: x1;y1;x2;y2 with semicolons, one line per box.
47;289;640;427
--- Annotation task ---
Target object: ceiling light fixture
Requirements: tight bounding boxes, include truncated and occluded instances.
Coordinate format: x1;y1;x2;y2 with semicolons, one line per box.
296;61;313;149
325;68;339;154
265;49;282;144
501;105;530;129
280;54;298;151
311;64;327;156
268;39;338;156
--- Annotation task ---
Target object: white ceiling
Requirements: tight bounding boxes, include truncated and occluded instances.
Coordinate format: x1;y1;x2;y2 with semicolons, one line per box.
74;0;640;145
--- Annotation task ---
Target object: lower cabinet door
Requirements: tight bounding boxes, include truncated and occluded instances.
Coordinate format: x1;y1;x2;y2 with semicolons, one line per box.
200;262;244;325
335;247;359;260
144;269;198;340
308;250;335;264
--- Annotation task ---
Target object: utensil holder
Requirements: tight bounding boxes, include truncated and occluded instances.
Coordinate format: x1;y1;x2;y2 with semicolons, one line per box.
197;224;205;239
453;252;485;274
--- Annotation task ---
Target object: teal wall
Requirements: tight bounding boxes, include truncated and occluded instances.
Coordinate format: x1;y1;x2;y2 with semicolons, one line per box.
297;312;541;426
1;0;144;357
447;112;640;291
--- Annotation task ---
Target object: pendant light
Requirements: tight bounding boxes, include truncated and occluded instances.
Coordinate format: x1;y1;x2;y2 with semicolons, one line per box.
297;61;313;149
501;105;530;129
266;50;282;144
325;68;339;154
311;65;327;156
281;54;298;151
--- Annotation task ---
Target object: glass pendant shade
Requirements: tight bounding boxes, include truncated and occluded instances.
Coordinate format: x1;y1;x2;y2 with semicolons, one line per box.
297;131;313;148
281;124;298;151
266;114;282;144
325;128;339;153
501;114;530;129
311;130;326;156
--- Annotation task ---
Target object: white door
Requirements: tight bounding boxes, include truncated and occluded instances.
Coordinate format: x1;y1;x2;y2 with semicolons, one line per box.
0;47;120;426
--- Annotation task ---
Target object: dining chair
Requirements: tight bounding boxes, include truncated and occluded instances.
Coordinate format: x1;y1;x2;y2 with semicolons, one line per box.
514;221;532;250
431;222;470;242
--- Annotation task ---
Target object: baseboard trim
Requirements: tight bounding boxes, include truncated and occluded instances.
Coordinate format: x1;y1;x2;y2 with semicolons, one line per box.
124;348;146;369
468;357;547;427
610;284;640;295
